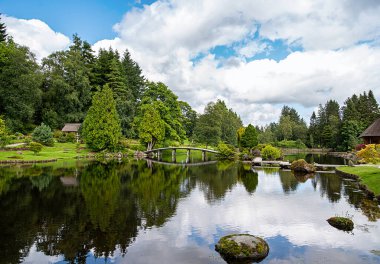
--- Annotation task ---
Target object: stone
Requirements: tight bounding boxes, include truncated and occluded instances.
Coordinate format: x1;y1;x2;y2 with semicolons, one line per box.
215;234;269;262
290;159;316;173
327;217;354;231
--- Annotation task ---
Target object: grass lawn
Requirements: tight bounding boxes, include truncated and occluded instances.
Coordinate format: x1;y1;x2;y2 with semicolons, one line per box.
0;142;91;161
338;166;380;196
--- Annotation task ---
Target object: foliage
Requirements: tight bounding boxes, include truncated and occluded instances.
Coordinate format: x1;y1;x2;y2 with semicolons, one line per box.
355;144;366;151
216;142;236;160
261;145;282;160
32;123;54;146
0;15;7;42
29;142;43;155
0;116;10;147
138;104;165;150
357;144;380;164
0;40;43;132
179;101;197;138
275;140;307;149
240;124;258;149
82;85;122;151
194;100;242;147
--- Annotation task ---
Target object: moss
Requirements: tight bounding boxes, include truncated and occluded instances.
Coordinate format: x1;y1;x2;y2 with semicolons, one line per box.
327;216;354;231
215;234;269;260
290;159;316;173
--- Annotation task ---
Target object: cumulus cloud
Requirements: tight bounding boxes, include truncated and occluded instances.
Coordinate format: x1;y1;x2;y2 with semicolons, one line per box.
91;0;380;125
2;15;70;60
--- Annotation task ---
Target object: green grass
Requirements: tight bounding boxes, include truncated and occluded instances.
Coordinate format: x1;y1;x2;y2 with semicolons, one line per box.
338;166;380;195
0;142;91;161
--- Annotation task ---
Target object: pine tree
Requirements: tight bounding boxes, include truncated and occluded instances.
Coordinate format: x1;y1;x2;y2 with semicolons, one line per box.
138;104;165;150
82;85;121;151
0;15;7;42
121;49;145;101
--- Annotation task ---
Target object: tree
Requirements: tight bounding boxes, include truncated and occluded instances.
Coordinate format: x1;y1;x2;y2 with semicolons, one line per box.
138;105;165;150
137;82;186;143
193;100;242;147
278;115;292;140
0;40;43;132
240;124;258;148
121;49;145;101
0;15;7;42
179;101;197;139
82;85;122;151
32;123;54;146
0;116;9;147
39;37;93;129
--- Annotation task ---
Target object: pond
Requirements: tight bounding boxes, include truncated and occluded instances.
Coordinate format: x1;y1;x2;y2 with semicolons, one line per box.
0;159;379;264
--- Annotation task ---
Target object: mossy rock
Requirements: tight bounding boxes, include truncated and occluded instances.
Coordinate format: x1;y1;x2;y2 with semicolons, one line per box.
215;234;269;262
327;217;354;231
290;159;316;173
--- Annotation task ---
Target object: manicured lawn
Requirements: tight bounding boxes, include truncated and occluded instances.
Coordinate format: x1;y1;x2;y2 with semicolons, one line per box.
338;166;380;196
0;142;91;161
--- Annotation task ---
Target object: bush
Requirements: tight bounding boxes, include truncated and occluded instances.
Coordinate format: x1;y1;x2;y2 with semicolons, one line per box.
29;142;43;155
32;123;54;146
256;144;268;151
261;145;282;160
357;144;380;164
217;142;236;160
275;140;307;149
355;144;366;151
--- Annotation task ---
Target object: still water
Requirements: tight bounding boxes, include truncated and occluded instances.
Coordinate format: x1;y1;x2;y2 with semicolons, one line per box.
0;159;379;264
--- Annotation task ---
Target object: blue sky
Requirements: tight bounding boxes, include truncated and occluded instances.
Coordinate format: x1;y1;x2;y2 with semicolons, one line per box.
1;0;380;125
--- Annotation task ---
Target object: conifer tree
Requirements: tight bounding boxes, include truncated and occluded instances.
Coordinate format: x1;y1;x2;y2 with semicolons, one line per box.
0;15;7;42
82;85;121;151
241;124;258;148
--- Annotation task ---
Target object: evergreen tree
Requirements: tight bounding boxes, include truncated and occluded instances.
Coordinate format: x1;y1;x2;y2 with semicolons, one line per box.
138;104;165;150
121;49;145;101
82;85;121;151
179;101;197;138
0;115;9;147
240;124;258;148
0;15;7;42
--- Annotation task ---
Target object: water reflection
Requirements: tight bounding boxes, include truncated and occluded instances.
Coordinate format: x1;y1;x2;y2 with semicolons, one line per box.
0;160;379;264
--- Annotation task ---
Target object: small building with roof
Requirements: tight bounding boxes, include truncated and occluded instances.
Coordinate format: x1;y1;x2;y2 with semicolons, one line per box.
61;123;81;143
359;118;380;144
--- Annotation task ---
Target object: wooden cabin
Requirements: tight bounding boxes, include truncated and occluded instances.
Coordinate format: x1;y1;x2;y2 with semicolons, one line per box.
359;118;380;144
61;123;81;143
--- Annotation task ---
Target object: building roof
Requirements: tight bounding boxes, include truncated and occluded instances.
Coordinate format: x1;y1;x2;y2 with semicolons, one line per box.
62;123;81;132
360;118;380;137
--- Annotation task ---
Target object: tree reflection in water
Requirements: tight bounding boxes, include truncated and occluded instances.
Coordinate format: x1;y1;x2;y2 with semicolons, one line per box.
0;160;378;263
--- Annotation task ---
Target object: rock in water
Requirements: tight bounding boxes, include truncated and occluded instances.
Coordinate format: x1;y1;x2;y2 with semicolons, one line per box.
327;217;354;231
290;159;316;173
215;234;269;262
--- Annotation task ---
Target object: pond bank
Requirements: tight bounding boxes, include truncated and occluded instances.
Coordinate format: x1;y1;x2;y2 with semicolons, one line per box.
336;166;380;201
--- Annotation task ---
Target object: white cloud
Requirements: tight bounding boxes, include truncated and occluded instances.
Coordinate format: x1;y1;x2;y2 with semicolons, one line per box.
92;0;380;125
2;15;70;60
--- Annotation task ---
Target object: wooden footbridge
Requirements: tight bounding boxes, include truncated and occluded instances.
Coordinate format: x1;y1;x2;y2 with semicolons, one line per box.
144;147;219;162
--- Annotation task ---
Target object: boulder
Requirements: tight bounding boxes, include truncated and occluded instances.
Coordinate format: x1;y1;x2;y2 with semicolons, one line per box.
327;216;354;231
290;159;316;173
215;234;269;262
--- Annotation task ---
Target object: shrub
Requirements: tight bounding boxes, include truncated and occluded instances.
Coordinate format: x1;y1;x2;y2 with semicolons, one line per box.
355;144;366;151
275;140;307;149
32;123;54;146
29;142;43;155
261;145;282;160
357;144;380;164
53;130;63;139
217;142;236;160
256;144;268;151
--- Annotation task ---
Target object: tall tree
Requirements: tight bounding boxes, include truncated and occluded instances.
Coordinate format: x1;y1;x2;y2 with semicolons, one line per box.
240;124;258;148
179;101;197;139
82;85;121;151
137;82;186;143
0;15;7;42
121;50;145;101
138;104;165;150
0;40;42;132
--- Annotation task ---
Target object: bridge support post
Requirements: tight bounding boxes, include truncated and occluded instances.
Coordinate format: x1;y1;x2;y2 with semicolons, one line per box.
172;149;176;163
186;149;191;163
202;150;206;162
157;150;162;161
